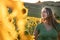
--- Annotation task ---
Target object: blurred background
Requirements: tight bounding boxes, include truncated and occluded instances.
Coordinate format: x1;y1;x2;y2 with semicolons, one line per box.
21;0;60;20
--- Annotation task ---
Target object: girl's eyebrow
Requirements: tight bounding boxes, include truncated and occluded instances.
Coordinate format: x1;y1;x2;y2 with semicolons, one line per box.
42;10;47;13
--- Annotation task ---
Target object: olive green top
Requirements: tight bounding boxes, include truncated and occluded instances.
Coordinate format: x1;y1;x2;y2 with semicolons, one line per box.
36;23;60;40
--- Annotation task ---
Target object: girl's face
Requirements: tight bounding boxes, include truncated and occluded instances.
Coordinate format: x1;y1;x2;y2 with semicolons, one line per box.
41;8;48;19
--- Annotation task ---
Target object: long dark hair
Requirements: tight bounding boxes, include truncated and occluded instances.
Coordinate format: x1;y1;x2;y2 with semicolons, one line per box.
41;7;58;29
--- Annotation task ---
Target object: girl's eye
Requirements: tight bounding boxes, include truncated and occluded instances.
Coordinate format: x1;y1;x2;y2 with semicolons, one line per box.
42;11;47;13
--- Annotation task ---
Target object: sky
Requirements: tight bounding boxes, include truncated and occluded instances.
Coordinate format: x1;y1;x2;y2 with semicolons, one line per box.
21;0;60;3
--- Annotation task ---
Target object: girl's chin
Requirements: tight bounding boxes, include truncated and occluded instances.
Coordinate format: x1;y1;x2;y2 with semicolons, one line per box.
41;18;46;20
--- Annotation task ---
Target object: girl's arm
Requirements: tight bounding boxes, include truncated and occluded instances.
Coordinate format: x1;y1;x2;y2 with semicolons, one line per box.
34;29;39;40
58;32;60;40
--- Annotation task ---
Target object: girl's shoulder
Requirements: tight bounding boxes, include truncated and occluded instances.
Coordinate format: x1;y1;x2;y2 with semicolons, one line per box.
56;23;60;32
57;23;60;27
36;23;43;30
37;23;43;27
36;23;43;33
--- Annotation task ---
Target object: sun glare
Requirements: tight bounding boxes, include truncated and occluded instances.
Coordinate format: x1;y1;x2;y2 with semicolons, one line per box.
21;0;60;3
